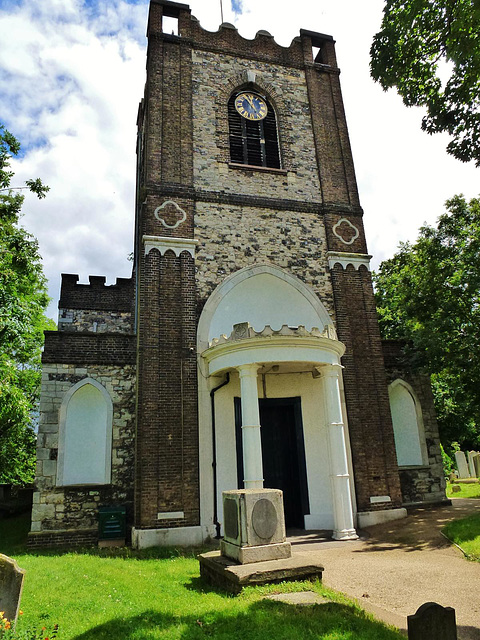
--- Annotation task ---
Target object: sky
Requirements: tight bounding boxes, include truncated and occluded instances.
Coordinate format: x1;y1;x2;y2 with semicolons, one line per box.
1;0;478;320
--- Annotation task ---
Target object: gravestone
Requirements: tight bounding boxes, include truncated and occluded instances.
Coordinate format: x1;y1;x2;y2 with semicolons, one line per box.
0;554;25;628
407;602;457;640
467;451;478;478
454;451;470;479
473;454;480;479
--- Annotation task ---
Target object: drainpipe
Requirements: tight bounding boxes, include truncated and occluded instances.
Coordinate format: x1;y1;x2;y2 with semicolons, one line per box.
210;373;230;538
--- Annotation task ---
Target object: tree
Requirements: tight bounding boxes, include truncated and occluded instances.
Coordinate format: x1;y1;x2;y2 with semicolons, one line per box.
374;195;480;452
370;0;480;165
0;124;54;485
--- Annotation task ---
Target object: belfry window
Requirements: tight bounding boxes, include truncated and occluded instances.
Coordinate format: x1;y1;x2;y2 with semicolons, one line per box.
228;91;281;168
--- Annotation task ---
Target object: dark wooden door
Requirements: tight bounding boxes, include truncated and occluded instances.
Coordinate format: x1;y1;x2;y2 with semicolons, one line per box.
234;396;309;530
259;399;306;529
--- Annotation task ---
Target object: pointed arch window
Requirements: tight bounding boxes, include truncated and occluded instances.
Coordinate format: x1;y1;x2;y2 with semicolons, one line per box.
228;91;281;169
57;379;113;486
388;379;427;467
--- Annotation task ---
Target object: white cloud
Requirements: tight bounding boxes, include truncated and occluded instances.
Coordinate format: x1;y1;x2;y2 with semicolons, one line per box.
1;0;478;321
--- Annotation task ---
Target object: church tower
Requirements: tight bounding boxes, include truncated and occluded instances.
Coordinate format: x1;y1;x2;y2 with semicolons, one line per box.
133;0;404;547
29;0;447;550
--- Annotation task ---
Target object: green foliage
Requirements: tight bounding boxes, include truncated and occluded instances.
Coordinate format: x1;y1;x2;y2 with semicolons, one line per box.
440;443;454;476
371;1;480;164
443;513;480;561
0;125;54;485
374;195;480;450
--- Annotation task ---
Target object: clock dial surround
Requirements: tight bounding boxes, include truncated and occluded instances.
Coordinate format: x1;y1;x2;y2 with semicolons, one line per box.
234;92;268;121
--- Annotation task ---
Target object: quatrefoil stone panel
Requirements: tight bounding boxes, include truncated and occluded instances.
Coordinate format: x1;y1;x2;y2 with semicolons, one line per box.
332;218;360;245
154;200;187;229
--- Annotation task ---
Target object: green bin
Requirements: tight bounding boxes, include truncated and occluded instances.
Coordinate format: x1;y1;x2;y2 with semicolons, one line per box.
98;506;126;540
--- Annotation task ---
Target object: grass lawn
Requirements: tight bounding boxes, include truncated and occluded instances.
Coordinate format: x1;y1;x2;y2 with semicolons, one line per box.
442;513;480;562
446;482;480;499
0;514;404;640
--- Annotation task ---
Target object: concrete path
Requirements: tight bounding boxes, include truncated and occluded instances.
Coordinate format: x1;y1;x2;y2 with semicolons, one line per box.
289;499;480;639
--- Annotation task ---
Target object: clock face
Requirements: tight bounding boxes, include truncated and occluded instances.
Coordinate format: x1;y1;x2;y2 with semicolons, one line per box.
234;92;268;121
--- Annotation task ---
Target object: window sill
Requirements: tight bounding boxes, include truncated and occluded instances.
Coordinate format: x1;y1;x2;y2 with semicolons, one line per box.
56;483;111;489
228;163;288;175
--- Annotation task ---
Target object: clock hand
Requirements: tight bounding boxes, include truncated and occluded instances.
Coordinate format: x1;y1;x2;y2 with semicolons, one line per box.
245;94;256;109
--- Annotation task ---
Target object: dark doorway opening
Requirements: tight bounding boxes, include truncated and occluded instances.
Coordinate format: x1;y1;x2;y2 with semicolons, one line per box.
234;396;309;529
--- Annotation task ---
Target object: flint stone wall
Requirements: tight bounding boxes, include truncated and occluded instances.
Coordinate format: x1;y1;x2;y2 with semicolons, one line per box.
58;309;133;334
194;202;334;318
30;363;136;546
192;51;321;201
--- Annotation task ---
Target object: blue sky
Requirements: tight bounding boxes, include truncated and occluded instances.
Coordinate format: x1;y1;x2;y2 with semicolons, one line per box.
231;0;243;14
1;0;478;320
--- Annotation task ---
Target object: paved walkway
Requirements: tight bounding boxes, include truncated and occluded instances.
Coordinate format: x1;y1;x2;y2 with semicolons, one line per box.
288;499;480;639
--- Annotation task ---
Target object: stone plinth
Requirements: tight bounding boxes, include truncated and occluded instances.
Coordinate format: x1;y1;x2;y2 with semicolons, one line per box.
221;488;291;564
198;550;324;594
221;539;291;564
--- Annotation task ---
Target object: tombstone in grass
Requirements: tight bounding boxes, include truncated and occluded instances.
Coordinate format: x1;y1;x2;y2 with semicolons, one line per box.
473;454;480;479
454;451;470;479
0;554;26;628
467;451;478;478
407;602;457;640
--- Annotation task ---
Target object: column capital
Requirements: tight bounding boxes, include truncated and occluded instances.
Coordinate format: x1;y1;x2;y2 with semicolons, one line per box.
317;362;343;378
237;363;260;378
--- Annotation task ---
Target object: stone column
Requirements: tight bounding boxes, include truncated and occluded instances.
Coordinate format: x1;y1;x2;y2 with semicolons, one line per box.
238;363;264;489
322;364;358;540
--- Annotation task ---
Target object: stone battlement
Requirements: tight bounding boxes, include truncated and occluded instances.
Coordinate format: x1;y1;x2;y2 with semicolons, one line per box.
148;0;337;68
59;274;134;312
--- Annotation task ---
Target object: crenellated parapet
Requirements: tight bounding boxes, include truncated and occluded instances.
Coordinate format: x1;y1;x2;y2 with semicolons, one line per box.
57;274;134;334
147;0;337;69
59;274;134;312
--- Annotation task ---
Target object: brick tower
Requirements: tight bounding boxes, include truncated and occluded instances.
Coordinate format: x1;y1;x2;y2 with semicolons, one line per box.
132;0;406;547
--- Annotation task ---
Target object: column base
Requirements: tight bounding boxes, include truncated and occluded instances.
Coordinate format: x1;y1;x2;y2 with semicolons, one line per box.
332;528;359;541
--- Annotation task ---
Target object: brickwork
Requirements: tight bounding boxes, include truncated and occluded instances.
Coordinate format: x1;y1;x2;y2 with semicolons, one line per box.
135;7;199;531
29;363;136;545
42;332;136;365
383;341;447;505
28;529;98;549
135;250;199;529
59;275;133;311
330;264;403;512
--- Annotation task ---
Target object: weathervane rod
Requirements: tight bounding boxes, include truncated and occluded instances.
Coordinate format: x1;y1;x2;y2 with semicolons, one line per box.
220;0;224;24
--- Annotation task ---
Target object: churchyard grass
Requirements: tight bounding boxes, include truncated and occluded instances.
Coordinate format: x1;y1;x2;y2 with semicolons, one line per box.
446;482;480;499
0;514;404;640
442;513;480;562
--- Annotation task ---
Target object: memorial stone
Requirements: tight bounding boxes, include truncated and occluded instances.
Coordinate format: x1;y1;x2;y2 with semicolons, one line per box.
407;602;457;640
454;451;470;479
0;554;25;628
473;454;480;479
467;451;477;478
